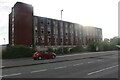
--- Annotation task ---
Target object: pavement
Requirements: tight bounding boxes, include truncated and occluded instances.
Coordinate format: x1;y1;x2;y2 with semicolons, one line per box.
1;50;118;69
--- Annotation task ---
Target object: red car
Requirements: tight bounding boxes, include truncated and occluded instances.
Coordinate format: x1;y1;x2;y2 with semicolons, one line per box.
32;50;56;60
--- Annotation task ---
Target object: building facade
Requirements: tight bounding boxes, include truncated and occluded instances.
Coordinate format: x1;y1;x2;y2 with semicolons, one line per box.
9;2;33;47
9;2;102;50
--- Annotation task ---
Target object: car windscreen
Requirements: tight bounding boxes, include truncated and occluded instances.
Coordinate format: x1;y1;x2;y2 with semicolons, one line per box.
42;51;48;54
34;52;38;54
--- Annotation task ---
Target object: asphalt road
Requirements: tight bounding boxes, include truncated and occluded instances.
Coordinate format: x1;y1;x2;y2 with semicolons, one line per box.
2;51;119;78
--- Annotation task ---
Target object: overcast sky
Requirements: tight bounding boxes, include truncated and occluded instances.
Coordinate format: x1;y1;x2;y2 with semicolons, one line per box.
0;0;119;45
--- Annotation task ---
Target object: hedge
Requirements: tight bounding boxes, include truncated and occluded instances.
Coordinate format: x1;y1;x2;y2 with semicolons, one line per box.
48;46;86;55
2;45;35;59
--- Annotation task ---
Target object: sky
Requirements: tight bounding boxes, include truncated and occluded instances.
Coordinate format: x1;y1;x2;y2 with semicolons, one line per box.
0;0;119;45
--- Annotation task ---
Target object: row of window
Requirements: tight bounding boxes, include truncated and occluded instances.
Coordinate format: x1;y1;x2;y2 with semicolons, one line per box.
34;25;79;37
35;37;81;45
11;8;15;46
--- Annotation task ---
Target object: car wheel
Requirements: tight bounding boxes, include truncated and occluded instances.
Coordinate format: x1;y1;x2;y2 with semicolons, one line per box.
33;58;37;60
38;57;42;60
52;55;56;59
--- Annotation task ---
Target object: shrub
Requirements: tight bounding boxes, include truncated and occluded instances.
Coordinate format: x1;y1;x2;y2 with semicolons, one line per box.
48;47;54;52
54;47;69;55
70;46;86;53
55;47;63;54
51;46;86;55
87;42;100;52
63;47;69;54
2;45;35;59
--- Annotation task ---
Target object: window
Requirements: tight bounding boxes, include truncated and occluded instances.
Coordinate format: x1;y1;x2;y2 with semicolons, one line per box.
48;31;50;34
60;22;63;40
66;39;68;41
40;22;44;27
41;22;43;24
12;35;14;38
12;25;14;42
53;20;55;26
66;37;68;44
35;26;37;30
40;18;44;25
54;21;58;35
34;28;37;37
12;39;14;42
12;18;14;22
12;28;14;32
41;31;44;34
70;24;74;45
42;51;48;54
47;20;51;36
41;36;44;43
12;32;14;35
65;23;68;37
48;30;51;36
66;33;68;36
34;17;38;27
41;28;44;34
12;21;14;26
65;37;68;42
12;8;14;18
47;19;51;36
35;29;37;33
47;19;50;25
12;24;14;28
48;37;51;43
61;38;62;43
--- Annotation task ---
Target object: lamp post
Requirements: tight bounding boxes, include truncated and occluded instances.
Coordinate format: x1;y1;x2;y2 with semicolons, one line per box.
61;10;63;20
61;9;63;53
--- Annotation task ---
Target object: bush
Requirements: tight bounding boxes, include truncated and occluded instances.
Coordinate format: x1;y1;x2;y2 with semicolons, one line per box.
63;47;69;53
87;42;100;52
2;45;35;59
70;46;86;53
51;47;69;55
48;47;54;52
48;47;67;54
87;41;118;52
48;46;86;55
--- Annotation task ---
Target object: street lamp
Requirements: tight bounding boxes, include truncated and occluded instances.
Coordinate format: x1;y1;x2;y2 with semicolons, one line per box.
61;10;63;20
61;9;63;53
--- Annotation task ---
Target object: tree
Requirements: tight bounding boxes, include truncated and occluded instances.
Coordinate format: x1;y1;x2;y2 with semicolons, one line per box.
110;37;118;45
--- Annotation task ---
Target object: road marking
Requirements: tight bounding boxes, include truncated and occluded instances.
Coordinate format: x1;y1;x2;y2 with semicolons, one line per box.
88;65;118;75
0;76;3;78
87;61;95;63
1;66;5;68
97;60;103;62
31;69;48;73
73;63;83;66
2;73;21;77
54;66;67;69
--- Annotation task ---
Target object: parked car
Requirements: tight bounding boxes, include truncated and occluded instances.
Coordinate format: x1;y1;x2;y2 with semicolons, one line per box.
32;50;56;60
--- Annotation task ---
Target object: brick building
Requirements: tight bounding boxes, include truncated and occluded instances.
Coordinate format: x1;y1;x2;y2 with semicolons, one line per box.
9;2;102;50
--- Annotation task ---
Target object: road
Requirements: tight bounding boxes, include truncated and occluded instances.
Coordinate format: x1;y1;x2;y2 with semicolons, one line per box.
2;51;119;78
